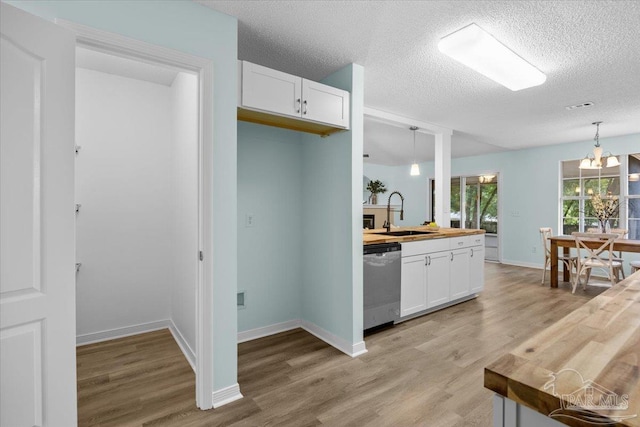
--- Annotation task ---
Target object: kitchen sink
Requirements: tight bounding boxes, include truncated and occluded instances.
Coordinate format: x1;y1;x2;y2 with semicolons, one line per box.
374;230;437;236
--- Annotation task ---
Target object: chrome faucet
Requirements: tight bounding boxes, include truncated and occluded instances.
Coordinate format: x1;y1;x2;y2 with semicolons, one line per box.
384;191;404;232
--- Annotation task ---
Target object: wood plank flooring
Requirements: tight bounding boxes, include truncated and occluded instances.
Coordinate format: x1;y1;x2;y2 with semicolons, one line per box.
77;263;606;426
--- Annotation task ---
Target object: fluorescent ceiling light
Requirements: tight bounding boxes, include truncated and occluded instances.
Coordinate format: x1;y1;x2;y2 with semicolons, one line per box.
438;23;546;91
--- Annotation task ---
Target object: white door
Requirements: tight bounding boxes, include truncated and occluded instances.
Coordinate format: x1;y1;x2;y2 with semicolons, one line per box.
241;61;302;118
400;255;427;317
426;251;450;308
301;79;350;128
450;248;470;300
1;3;77;426
469;246;485;294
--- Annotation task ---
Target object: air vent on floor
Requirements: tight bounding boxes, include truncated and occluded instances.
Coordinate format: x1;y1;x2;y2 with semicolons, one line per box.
565;102;594;110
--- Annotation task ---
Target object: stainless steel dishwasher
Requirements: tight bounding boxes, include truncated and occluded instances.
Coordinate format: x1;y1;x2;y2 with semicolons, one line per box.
363;242;401;330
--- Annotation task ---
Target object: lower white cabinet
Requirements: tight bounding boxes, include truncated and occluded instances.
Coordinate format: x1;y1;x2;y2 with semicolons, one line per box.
426;251;450;308
450;248;471;300
469;245;485;294
400;255;427;317
400;234;485;319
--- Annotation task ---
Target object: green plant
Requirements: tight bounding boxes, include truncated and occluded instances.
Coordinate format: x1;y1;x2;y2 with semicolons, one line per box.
366;180;387;195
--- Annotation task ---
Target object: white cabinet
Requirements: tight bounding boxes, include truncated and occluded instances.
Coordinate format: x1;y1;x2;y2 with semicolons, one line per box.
399;234;485;319
469;245;485;294
401;255;427;317
426;251;450;308
238;61;350;134
450;248;471;300
241;61;301;119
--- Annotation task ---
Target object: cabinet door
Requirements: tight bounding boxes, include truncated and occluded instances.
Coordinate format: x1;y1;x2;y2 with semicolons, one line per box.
427;252;450;308
241;61;302;118
401;255;427;317
302;79;350;128
450;248;470;300
469;246;485;294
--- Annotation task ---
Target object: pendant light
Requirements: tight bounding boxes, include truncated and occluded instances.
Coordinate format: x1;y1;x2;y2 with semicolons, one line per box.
410;126;420;176
579;121;620;169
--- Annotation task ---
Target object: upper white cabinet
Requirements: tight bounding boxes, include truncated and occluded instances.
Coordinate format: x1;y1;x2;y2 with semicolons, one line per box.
238;61;350;136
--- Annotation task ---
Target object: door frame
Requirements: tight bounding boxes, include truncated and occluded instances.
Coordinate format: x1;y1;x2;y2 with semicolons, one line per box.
58;20;215;410
429;172;502;263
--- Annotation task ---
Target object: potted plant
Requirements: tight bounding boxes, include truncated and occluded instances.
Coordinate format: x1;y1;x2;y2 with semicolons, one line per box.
366;179;387;204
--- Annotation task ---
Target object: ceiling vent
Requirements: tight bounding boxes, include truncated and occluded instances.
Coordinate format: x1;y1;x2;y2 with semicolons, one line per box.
566;102;594;111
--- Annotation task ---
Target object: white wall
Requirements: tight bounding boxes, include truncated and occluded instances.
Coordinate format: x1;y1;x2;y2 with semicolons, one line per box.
169;72;198;357
75;68;173;339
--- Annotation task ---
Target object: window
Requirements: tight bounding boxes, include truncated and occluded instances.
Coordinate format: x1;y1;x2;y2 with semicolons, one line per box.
561;154;639;239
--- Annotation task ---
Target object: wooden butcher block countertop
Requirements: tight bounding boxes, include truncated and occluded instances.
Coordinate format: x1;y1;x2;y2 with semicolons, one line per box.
363;226;484;245
485;270;640;426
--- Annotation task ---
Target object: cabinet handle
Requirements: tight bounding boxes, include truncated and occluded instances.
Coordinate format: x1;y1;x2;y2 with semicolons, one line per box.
425;255;430;266
303;100;308;115
458;241;463;246
471;248;474;257
451;252;454;261
296;98;301;113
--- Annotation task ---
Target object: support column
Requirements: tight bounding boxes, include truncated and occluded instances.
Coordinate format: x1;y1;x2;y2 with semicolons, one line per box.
435;132;452;227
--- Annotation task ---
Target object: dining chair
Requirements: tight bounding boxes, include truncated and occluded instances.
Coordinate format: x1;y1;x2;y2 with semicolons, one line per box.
572;232;622;293
540;227;577;285
586;227;628;280
631;260;640;273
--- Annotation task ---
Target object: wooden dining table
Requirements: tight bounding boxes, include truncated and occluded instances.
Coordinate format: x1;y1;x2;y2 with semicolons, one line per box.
549;235;640;287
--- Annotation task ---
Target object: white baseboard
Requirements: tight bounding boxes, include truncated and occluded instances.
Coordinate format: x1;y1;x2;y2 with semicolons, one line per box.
301;320;368;358
501;259;545;270
212;383;243;408
237;319;367;357
76;319;171;346
169;320;195;372
237;319;302;343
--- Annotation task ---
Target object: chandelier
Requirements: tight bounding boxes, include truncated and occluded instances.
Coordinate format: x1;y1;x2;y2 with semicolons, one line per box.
579;121;620;169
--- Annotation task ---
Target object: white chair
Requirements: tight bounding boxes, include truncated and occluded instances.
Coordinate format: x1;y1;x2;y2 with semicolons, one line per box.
631;260;640;273
586;227;627;280
540;227;577;285
572;232;622;293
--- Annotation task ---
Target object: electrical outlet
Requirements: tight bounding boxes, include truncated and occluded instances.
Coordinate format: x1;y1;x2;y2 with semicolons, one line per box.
245;213;255;227
511;210;521;217
532;246;537;254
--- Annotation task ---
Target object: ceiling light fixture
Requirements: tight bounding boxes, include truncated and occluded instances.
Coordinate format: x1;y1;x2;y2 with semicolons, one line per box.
579;121;620;169
410;126;420;176
478;174;496;184
438;23;547;91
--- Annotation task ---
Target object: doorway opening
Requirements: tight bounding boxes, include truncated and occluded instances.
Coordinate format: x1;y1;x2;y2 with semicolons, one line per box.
74;45;200;407
430;174;500;261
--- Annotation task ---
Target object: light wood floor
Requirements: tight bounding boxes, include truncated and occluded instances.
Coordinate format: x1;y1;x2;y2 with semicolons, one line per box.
77;263;606;426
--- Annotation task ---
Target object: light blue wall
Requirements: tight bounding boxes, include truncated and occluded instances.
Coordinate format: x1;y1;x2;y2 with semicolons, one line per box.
301;64;365;347
364;163;434;226
365;133;640;271
237;122;303;331
11;0;239;391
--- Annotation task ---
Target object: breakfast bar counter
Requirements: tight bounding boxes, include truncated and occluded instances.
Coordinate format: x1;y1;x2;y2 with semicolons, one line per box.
484;270;640;426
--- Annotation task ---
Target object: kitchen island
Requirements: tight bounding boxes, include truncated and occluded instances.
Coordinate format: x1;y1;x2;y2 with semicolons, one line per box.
484;270;640;427
364;226;486;321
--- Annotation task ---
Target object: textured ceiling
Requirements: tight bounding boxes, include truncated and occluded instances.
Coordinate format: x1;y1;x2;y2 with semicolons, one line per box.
197;0;640;165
